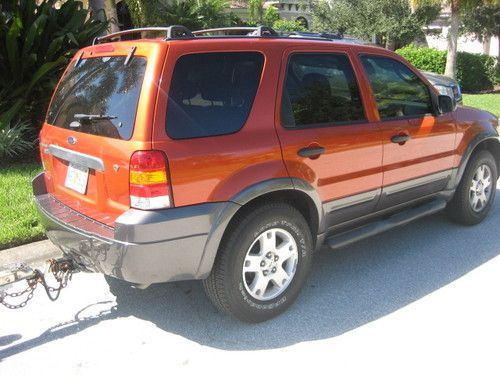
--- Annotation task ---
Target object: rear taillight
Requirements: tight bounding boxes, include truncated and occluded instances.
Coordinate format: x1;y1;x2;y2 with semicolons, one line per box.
129;150;172;210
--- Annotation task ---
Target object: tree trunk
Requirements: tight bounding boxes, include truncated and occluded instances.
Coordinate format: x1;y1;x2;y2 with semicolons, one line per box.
104;0;119;33
89;0;105;22
385;35;396;51
482;36;491;55
444;1;459;78
89;0;119;32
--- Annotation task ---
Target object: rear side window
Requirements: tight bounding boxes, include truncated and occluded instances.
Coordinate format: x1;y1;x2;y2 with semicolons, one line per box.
47;56;147;140
281;53;365;128
360;55;433;120
166;52;264;139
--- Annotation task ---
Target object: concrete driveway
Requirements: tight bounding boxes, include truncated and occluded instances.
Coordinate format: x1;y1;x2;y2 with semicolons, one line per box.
1;192;499;374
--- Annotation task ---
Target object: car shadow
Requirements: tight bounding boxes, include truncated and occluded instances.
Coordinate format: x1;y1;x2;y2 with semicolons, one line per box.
2;193;499;358
109;194;500;350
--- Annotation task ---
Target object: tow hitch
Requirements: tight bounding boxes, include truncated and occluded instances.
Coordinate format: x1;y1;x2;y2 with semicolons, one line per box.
0;257;77;309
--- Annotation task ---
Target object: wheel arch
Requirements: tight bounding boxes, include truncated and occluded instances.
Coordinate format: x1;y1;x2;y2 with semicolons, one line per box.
453;134;500;188
195;178;324;278
475;138;500;176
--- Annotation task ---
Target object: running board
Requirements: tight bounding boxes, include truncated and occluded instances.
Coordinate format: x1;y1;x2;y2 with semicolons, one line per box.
327;198;447;250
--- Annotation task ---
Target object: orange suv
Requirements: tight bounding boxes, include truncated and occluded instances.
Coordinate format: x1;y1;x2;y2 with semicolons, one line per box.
33;26;500;322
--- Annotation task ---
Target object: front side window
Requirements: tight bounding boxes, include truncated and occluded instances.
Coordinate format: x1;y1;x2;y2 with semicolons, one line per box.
281;53;365;128
166;52;264;139
47;56;147;140
361;55;433;120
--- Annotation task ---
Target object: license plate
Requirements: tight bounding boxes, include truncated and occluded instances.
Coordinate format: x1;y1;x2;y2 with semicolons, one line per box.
64;163;89;194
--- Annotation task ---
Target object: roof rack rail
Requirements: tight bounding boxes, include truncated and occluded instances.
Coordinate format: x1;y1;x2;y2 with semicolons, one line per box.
193;26;278;37
93;25;194;45
284;31;342;40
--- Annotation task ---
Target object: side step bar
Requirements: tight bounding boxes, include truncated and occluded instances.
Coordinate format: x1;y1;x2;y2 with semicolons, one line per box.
327;198;447;250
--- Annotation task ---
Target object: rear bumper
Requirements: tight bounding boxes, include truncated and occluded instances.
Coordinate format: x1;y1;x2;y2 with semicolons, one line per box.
32;173;234;284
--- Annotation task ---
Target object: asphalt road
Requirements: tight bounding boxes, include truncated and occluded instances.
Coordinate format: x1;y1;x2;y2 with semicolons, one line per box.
1;192;500;374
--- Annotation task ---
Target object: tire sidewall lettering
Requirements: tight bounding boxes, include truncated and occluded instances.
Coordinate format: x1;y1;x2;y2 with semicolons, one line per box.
240;216;309;310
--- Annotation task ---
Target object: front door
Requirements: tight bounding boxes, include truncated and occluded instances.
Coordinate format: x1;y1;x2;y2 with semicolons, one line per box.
359;54;456;209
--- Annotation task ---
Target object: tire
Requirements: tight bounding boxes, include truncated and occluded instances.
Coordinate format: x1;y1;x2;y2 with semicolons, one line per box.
447;150;497;225
203;203;313;323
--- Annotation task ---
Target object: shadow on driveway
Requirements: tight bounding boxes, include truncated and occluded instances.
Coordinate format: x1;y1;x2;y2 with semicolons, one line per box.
112;199;500;350
1;193;499;357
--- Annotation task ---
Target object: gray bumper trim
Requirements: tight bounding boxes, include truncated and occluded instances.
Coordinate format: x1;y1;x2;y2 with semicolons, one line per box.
32;173;230;284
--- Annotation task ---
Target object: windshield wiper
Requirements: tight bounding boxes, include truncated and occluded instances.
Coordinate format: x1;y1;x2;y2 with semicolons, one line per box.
74;114;117;122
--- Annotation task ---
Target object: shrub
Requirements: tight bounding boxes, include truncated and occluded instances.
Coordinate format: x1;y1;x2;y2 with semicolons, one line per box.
263;6;279;27
0;0;108;127
496;58;500;84
272;19;307;32
395;45;446;74
0;120;35;158
456;52;496;92
396;45;496;92
124;0;237;29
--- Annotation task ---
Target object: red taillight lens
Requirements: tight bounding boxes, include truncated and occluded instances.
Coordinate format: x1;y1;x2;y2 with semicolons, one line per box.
129;150;172;210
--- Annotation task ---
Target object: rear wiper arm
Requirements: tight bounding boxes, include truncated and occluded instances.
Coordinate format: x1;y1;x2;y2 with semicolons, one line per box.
74;114;117;122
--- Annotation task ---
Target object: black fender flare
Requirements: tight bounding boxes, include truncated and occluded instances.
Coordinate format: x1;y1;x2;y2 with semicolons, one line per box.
449;133;500;190
195;177;324;278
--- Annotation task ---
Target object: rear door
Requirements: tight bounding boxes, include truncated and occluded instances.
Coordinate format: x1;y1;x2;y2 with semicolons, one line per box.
39;42;167;225
275;47;383;228
358;54;456;209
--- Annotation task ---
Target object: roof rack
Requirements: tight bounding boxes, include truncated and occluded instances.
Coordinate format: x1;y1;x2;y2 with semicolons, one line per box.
92;25;194;45
92;25;364;45
192;26;278;37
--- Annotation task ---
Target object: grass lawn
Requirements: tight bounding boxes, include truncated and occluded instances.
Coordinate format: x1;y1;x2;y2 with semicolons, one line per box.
0;162;45;250
462;93;500;116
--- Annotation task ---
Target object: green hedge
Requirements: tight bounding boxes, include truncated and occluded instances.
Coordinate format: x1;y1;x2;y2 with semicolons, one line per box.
396;45;497;92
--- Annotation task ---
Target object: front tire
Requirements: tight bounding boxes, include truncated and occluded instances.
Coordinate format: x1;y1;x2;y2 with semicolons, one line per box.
203;203;313;323
447;150;497;225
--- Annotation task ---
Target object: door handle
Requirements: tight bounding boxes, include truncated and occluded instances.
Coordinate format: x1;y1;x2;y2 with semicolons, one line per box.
297;146;326;158
391;134;410;144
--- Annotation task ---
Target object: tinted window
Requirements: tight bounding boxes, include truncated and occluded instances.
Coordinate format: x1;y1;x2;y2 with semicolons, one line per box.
361;56;433;120
166;52;264;139
281;53;365;128
47;56;147;140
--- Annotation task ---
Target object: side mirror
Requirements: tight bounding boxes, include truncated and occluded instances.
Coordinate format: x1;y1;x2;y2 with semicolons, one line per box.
438;95;454;114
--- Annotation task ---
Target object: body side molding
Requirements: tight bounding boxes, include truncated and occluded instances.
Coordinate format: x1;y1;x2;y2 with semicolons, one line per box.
384;170;453;196
324;189;380;212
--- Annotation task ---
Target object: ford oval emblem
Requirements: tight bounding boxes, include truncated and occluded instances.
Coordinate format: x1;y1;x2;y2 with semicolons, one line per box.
67;136;77;145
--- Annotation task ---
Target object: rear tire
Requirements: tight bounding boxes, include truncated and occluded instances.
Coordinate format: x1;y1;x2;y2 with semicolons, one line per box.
203;203;313;323
447;150;497;225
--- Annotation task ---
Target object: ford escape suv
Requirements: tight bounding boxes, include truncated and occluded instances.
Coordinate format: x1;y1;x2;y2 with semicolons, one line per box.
33;26;500;323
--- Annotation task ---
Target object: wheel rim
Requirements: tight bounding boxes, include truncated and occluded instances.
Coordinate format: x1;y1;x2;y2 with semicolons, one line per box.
241;228;299;301
469;164;493;213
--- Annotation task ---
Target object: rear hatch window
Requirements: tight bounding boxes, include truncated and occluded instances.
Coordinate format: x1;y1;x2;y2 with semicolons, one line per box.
47;56;147;139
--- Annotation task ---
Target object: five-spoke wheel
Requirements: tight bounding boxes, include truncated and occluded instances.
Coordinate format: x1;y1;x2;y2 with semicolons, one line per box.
469;164;492;212
242;228;298;301
203;203;313;323
447;150;497;225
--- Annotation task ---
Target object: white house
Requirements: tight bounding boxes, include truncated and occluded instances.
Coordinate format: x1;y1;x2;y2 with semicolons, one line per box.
425;7;499;57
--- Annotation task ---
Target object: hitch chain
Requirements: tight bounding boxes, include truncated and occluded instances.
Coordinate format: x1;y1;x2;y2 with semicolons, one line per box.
0;259;74;310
